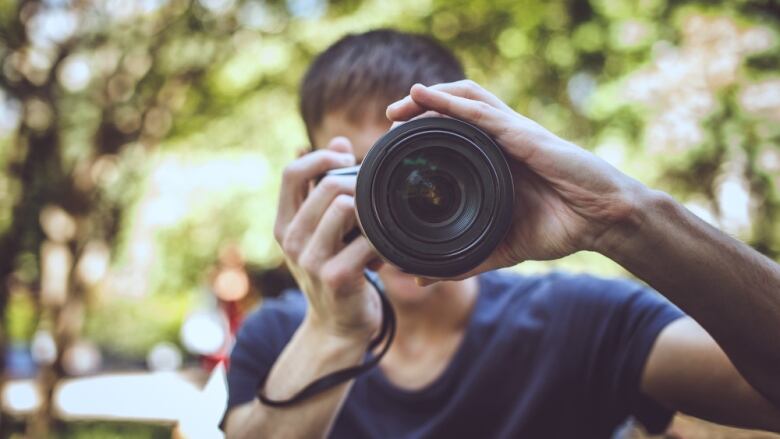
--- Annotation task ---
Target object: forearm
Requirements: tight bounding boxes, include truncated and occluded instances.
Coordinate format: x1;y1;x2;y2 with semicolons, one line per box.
225;316;368;438
599;188;780;405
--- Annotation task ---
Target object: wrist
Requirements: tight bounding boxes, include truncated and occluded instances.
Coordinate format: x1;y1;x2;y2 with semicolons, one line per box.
301;313;374;353
592;185;674;261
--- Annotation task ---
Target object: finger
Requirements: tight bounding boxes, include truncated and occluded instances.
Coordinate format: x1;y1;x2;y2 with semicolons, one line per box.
326;136;353;154
389;110;443;131
387;80;510;121
390;84;510;138
275;150;356;242
367;258;385;272
285;175;356;251
303;194;358;261
321;236;379;292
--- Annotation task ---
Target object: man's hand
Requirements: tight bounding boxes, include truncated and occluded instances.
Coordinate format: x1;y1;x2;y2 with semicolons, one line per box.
226;138;384;438
274;136;381;348
386;81;648;279
388;80;780;430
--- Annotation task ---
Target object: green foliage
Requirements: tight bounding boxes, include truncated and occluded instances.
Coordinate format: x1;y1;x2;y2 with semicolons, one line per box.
1;0;778;364
5;291;36;343
84;294;191;358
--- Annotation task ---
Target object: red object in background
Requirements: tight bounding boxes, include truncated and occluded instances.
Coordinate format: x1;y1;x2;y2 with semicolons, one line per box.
201;299;244;371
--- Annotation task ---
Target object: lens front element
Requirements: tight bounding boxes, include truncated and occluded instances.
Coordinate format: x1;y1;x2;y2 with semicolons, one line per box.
388;146;482;245
402;161;462;225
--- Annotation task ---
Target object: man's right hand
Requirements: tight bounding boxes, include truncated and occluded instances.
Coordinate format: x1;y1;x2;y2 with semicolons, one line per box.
274;136;382;346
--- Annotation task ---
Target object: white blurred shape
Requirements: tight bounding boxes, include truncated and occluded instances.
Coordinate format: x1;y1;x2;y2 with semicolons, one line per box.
2;380;40;414
180;311;227;355
717;175;752;235
31;329;58;365
41;241;72;306
55;372;199;422
740;79;780;121
0;91;22;134
567;72;596;112
27;8;78;47
58;54;91;92
102;0;137;21
39;205;77;243
594;139;626;168
286;0;325;19
239;1;285;32
199;0;235;14
62;340;102;376
758;148;780;172
77;240;110;285
176;362;227;439
147;342;183;372
740;26;775;53
141;0;169;13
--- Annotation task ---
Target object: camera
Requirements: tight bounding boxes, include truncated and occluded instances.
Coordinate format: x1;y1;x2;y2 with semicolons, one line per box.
325;117;514;278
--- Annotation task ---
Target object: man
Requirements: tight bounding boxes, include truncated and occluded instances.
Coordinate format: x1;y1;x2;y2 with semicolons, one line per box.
223;30;780;438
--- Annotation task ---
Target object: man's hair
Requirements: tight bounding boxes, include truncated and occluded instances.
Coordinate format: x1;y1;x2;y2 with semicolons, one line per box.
300;29;465;143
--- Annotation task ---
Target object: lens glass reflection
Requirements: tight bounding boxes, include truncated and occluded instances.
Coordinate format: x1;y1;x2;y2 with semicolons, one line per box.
391;147;468;227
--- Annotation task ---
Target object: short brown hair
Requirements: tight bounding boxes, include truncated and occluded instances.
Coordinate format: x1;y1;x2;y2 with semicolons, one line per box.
300;29;465;142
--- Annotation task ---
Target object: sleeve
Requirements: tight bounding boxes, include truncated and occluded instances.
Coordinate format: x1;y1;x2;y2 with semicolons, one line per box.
221;293;305;425
557;275;685;434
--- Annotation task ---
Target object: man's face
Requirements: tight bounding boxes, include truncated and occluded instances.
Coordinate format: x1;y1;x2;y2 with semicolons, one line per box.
312;109;438;305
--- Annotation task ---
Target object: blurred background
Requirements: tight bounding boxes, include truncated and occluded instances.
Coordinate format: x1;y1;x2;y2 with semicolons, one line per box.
0;0;778;437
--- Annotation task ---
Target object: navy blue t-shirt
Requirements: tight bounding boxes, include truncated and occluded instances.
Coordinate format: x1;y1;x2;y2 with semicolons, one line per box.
226;271;684;438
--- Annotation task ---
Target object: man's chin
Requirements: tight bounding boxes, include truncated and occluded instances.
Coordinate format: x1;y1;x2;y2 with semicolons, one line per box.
377;265;435;305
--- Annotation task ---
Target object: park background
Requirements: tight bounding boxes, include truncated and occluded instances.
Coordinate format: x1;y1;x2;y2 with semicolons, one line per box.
0;0;778;437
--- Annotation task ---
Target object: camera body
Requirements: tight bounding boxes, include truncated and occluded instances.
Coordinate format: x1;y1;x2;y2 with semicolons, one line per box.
326;117;514;278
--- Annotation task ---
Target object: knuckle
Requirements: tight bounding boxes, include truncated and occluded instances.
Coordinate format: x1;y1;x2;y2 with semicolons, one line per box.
332;194;354;213
281;233;302;260
319;176;342;193
320;264;350;290
472;102;492;122
298;253;320;276
273;223;285;244
282;163;301;181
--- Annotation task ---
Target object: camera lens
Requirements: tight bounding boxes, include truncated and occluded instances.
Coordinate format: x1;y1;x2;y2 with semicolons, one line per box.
405;170;460;224
394;146;468;222
356;117;513;278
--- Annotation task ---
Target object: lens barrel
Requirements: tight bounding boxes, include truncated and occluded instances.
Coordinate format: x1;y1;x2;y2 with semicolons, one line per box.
356;117;514;278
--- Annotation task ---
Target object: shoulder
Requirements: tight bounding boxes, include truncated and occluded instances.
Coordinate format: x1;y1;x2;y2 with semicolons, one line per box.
234;290;307;357
225;291;306;412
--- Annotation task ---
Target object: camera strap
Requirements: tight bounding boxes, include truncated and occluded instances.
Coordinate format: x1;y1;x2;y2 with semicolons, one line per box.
256;270;396;407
